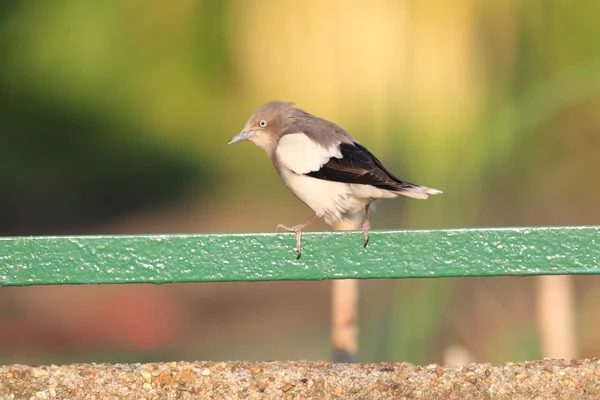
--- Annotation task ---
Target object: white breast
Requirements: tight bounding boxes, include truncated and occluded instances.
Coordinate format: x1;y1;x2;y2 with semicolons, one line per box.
275;133;342;174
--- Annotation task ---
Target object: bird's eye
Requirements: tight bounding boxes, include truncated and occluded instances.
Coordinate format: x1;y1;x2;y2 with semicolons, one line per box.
259;120;267;128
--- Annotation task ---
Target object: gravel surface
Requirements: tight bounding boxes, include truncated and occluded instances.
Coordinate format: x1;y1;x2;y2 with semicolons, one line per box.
2;359;600;399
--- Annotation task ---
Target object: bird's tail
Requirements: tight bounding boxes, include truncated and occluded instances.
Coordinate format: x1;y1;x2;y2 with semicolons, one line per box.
396;184;443;200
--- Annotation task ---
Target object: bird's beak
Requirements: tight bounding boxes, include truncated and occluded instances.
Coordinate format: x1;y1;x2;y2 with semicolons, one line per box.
228;129;257;145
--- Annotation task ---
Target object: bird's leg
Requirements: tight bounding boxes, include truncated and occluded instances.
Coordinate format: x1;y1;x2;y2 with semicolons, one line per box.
276;214;320;258
362;203;371;248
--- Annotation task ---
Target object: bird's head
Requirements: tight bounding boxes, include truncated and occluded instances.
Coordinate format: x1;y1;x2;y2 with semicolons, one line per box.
229;101;296;153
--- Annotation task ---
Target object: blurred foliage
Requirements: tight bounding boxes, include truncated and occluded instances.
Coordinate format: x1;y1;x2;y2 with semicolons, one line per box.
1;0;600;365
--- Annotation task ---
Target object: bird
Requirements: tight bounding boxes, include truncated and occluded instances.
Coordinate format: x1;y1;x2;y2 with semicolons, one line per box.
229;101;442;258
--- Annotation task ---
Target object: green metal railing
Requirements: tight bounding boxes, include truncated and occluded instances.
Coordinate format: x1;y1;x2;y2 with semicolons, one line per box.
1;226;599;287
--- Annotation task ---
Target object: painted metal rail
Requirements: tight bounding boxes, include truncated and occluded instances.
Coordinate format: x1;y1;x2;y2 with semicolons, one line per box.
1;226;599;287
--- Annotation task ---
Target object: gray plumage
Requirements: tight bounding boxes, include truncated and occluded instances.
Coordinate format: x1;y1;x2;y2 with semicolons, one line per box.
229;101;442;258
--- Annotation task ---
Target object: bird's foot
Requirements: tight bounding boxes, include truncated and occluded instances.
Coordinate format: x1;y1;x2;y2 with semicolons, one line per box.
276;223;299;233
276;215;320;259
361;219;371;248
276;224;304;259
362;202;372;248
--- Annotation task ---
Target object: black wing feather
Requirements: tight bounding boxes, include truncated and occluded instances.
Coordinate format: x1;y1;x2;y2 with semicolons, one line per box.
305;142;415;191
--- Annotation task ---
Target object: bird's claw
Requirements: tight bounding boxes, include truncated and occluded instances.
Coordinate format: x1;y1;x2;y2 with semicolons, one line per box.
276;224;294;232
362;221;371;248
294;230;303;259
276;216;319;259
276;224;303;258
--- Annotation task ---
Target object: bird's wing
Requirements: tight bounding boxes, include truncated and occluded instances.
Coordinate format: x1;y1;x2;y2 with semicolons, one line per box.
304;142;410;191
275;133;409;191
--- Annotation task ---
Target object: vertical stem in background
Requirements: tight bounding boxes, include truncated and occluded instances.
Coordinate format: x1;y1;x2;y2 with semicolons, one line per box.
536;275;577;359
331;220;360;363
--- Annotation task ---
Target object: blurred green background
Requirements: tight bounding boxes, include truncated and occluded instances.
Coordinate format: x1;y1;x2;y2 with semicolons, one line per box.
1;1;600;365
